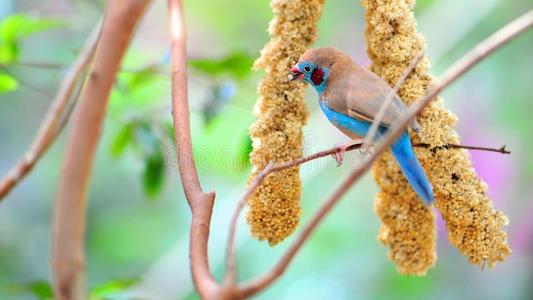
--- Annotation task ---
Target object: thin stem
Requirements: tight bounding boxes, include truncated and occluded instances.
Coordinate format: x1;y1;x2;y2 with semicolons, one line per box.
413;143;511;154
225;140;508;286
0;20;101;202
168;0;219;298
0;61;72;69
238;10;532;298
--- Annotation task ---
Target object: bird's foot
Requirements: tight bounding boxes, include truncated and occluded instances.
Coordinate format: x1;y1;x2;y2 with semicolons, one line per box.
331;139;364;167
359;143;374;156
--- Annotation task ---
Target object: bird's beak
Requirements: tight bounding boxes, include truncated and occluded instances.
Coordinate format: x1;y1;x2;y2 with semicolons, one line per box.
288;65;303;81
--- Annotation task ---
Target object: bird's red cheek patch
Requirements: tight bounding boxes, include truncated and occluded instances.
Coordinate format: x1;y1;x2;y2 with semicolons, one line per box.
311;67;324;86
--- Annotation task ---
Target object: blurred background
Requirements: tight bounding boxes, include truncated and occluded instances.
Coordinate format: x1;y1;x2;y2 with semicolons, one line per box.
0;0;532;299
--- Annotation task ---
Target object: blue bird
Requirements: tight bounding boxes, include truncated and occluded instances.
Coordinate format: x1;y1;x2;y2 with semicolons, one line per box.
289;47;434;204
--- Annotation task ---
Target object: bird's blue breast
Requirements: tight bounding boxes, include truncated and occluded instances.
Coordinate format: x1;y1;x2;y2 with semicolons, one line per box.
319;100;387;137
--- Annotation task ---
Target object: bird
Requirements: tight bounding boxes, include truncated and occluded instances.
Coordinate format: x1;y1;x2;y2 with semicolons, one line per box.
289;47;434;204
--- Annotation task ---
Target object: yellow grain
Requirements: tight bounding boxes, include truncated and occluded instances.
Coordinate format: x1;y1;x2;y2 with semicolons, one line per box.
362;0;510;274
247;0;325;245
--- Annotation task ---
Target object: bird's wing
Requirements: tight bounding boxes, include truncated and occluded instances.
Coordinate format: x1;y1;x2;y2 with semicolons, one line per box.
325;70;419;131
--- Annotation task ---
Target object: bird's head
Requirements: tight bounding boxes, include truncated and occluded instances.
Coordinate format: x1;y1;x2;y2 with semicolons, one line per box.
289;61;320;83
289;47;347;93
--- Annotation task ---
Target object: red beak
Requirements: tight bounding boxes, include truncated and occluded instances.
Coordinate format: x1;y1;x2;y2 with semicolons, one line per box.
289;65;303;81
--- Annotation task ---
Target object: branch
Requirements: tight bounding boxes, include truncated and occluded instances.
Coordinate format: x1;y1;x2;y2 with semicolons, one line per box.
51;2;151;299
0;61;74;69
0;21;101;201
237;142;510;201
237;10;532;298
168;0;219;299
413;143;511;154
2;60;170;74
224;140;508;283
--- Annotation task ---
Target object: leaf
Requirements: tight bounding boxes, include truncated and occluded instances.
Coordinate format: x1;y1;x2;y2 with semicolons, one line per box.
7;280;54;300
122;66;160;91
111;124;135;158
109;121;167;199
90;278;140;300
142;147;165;198
0;72;18;94
221;52;254;80
0;14;62;43
415;0;439;12
136;125;165;198
164;120;176;143
109;65;166;114
189;51;253;80
241;134;253;167
0;42;18;63
0;14;63;63
0;14;61;63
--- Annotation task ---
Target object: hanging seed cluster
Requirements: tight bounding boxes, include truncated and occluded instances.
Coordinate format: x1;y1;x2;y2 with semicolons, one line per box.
361;0;511;274
247;0;325;245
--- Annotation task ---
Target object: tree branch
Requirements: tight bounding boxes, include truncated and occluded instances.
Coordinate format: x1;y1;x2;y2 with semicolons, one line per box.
168;0;219;298
51;2;151;299
0;21;101;201
237;10;532;298
224;140;508;284
413;143;511;154
2;60;170;74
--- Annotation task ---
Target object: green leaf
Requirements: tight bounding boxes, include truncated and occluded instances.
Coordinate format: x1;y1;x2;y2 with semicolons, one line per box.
121;66;160;91
7;280;54;300
111;124;135;158
135;125;165;198
142;148;165;198
414;0;439;13
240;134;253;167
222;52;254;80
109;65;166;114
0;14;62;63
0;72;18;94
90;278;140;300
110;121;167;199
0;42;18;63
190;51;253;80
164;121;176;143
0;14;62;43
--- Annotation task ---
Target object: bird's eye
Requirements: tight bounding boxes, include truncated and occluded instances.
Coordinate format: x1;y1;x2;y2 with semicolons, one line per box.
303;65;311;72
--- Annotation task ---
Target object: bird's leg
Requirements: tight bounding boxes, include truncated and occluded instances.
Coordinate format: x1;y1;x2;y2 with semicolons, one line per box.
331;139;364;167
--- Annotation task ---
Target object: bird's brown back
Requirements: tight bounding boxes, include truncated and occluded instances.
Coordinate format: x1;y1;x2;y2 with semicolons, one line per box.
298;47;419;131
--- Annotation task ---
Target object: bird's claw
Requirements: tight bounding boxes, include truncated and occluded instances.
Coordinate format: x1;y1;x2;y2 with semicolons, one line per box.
331;139;365;167
359;144;373;156
331;150;345;167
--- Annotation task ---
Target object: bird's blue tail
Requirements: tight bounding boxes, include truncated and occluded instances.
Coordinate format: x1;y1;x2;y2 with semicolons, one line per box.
390;132;434;204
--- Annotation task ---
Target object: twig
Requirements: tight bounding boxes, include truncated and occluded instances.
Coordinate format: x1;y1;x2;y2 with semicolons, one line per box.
0;20;101;201
9;75;55;97
0;61;72;69
51;2;151;299
413;143;511;154
2;59;190;74
168;0;219;299
363;51;425;152
237;10;532;298
224;140;508;285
